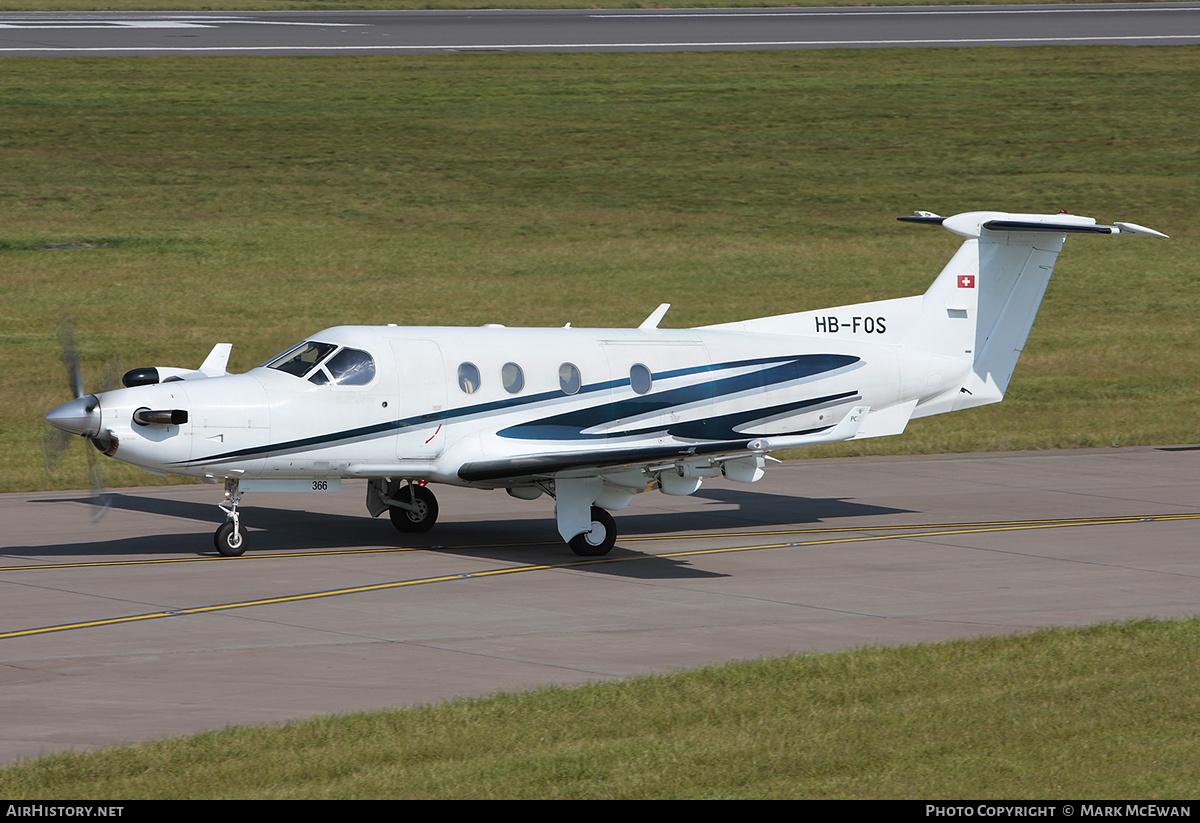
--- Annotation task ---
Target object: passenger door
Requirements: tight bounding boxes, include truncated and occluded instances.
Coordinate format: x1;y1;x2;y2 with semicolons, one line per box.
392;339;447;459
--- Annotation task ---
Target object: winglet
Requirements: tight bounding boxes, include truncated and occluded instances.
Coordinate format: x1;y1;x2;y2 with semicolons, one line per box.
749;405;870;452
198;343;233;377
638;303;671;330
1113;221;1169;239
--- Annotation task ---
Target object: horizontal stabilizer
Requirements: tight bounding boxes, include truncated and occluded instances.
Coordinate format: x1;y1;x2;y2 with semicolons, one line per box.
982;219;1166;237
901;210;1168;240
982;219;1116;234
896;215;946;226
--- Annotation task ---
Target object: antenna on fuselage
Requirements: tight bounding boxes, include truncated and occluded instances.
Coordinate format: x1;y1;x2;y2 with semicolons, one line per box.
638;303;671;330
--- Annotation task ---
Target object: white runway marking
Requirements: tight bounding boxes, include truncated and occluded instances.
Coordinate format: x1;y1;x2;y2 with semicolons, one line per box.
0;22;215;28
0;17;366;29
593;6;1200;16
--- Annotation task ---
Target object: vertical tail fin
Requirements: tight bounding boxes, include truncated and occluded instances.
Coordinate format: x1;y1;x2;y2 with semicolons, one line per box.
907;211;1167;419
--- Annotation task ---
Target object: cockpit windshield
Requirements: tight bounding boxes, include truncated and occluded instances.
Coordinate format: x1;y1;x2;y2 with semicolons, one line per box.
263;340;376;387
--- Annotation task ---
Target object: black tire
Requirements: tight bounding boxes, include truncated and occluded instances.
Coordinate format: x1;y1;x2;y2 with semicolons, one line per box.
389;485;439;533
215;521;247;557
568;506;617;556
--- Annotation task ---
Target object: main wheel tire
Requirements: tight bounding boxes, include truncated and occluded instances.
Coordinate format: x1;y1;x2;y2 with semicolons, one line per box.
389;485;439;533
215;521;247;557
568;506;617;556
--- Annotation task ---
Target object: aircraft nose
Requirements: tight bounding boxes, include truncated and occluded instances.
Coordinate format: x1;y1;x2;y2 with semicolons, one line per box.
46;394;101;437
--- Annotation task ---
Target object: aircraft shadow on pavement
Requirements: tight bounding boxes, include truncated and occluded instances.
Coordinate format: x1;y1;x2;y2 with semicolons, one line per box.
19;488;912;578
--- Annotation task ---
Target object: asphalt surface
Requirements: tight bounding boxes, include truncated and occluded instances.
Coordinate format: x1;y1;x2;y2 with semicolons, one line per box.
2;445;1198;764
1;4;1199;55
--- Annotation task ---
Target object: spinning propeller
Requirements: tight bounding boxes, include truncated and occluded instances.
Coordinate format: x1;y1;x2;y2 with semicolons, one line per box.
43;319;120;522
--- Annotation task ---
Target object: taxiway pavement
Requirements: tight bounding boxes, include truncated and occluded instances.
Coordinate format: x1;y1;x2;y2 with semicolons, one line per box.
2;445;1197;764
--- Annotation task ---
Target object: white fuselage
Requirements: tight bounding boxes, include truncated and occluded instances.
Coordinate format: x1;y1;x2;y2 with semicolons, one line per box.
95;322;955;488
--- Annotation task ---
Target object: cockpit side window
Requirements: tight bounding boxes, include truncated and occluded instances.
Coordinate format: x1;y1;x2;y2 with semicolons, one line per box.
266;341;337;378
325;347;376;386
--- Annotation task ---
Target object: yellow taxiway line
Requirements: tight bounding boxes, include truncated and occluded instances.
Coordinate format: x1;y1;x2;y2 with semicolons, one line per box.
3;512;1197;640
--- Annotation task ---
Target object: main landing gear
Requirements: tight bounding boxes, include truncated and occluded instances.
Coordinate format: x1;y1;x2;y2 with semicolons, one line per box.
379;479;616;556
387;482;439;533
551;477;621;557
567;506;617;557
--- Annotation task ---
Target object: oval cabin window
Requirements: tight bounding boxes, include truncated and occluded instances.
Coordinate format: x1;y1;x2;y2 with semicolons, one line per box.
458;362;481;394
558;362;581;395
502;362;525;394
630;363;652;395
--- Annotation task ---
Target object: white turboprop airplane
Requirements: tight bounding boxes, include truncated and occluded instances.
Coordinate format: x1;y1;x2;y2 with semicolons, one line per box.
45;210;1166;557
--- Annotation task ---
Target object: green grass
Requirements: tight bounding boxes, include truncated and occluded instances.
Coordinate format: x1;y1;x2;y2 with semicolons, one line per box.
3;618;1197;798
3;47;1198;492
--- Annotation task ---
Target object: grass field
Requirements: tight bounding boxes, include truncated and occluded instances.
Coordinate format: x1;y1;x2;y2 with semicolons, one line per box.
3;618;1197;798
4;47;1197;492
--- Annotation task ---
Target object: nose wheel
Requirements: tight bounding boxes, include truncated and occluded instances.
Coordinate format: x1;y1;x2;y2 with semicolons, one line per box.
214;478;247;556
215;520;247;557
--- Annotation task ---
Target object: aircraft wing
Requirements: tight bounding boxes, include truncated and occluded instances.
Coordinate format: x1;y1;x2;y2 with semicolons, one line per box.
456;405;870;484
457;438;757;483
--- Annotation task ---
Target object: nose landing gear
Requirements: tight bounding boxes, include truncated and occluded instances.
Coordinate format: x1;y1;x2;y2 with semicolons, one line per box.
215;520;247;556
215;478;247;557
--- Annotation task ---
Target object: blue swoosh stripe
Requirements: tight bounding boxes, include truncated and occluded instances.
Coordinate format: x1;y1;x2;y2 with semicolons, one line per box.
498;354;858;441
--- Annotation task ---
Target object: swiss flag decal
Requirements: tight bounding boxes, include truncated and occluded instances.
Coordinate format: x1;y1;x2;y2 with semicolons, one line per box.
958;275;976;289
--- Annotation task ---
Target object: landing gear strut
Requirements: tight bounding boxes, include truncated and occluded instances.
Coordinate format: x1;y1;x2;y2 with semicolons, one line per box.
215;478;247;557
